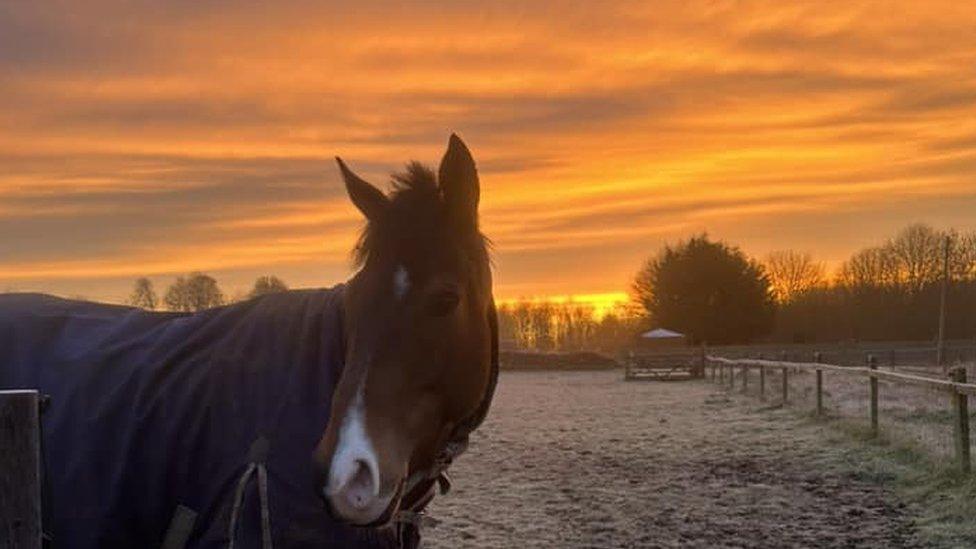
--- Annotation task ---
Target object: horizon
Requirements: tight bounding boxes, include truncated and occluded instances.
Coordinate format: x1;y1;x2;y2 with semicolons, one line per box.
3;2;976;305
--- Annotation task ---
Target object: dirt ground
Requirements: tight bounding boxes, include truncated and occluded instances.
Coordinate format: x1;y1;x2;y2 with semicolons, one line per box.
424;371;924;548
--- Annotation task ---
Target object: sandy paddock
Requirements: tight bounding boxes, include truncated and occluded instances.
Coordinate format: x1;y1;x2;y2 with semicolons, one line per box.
424;371;922;548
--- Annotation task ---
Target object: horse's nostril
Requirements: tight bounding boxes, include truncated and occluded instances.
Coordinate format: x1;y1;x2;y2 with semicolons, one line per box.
346;459;377;507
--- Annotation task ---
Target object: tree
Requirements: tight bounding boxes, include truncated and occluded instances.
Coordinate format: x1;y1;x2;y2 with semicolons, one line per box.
554;302;596;351
888;223;944;293
633;235;774;345
249;275;288;299
496;298;642;352
164;272;224;312
763;250;825;303
527;302;556;351
128;277;158;310
947;230;976;282
837;246;899;291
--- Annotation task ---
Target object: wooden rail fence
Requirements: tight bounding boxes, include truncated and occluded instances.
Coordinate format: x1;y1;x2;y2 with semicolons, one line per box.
706;354;974;475
624;350;704;381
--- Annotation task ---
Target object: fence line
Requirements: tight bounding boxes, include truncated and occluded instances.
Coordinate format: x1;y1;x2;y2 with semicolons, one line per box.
705;354;974;475
698;341;976;370
707;356;976;396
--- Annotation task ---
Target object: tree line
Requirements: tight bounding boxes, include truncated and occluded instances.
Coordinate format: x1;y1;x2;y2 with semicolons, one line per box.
495;300;644;353
127;222;976;350
631;223;976;347
772;224;976;344
127;274;288;311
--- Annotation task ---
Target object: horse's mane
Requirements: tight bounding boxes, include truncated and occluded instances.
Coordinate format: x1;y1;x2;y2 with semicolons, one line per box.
352;162;489;269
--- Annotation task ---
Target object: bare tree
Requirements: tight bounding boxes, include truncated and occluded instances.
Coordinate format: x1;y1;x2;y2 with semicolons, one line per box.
554;302;596;351
249;275;288;299
838;246;899;290
528;302;557;351
947;230;976;282
164;272;224;312
763;250;825;303
509;301;536;349
498;298;644;353
128;277;158;310
888;223;944;293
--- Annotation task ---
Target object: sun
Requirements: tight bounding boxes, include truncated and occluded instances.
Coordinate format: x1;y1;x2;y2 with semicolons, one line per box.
497;292;633;320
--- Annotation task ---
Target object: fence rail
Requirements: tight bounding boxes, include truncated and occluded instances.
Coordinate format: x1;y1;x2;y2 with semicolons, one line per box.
700;341;976;370
624;350;703;381
705;354;974;475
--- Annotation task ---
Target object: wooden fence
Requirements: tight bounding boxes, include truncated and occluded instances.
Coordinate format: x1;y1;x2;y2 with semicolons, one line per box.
624;349;704;381
703;341;976;369
706;354;974;475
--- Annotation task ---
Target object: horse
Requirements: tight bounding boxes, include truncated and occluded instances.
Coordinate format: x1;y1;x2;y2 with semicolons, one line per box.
0;134;498;548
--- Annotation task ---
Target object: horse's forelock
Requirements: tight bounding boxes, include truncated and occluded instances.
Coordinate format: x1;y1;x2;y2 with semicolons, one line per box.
352;162;486;269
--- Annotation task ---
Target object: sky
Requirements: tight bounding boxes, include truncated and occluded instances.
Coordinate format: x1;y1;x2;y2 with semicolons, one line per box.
2;1;975;308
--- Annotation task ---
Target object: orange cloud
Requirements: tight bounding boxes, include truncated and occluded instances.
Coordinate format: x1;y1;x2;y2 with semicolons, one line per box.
2;1;976;303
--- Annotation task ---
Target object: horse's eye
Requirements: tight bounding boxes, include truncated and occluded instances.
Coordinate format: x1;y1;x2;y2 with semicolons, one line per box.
426;289;460;317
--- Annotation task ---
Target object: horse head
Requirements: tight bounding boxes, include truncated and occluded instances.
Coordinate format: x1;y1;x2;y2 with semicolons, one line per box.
315;134;496;525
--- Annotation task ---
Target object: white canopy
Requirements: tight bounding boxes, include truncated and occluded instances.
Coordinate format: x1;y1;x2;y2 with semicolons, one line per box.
640;328;685;339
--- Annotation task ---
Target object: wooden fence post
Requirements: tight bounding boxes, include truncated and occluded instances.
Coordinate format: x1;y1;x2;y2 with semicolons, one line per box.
815;351;823;417
868;355;879;437
0;390;43;549
950;368;971;475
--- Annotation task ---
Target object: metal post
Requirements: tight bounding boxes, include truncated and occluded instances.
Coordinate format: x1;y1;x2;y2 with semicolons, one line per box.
869;355;879;437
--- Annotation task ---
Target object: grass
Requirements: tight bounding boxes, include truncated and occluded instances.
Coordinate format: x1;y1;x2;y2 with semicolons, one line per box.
716;360;976;545
801;405;976;546
751;363;974;461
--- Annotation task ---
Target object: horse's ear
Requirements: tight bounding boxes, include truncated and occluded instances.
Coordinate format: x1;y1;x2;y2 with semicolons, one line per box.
438;133;480;227
336;157;388;220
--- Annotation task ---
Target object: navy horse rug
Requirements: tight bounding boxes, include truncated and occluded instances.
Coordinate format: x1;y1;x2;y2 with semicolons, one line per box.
0;289;406;548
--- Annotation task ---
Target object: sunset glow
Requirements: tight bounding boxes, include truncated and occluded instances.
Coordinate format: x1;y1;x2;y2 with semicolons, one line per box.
497;292;633;320
3;2;976;303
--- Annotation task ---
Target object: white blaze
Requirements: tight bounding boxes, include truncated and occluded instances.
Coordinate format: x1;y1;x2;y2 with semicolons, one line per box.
326;388;380;499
